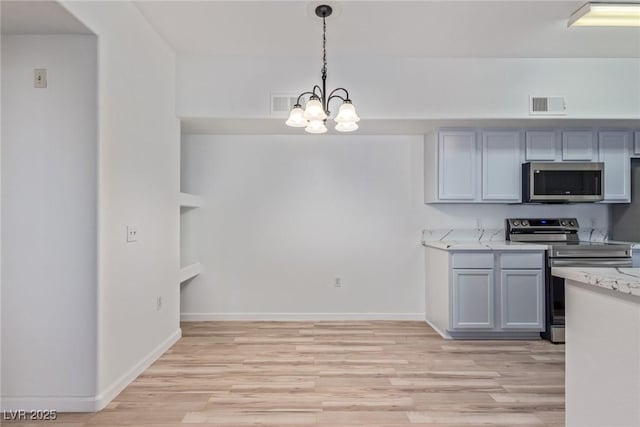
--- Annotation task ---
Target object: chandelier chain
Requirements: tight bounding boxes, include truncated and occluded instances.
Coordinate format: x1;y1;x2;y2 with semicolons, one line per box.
322;16;327;81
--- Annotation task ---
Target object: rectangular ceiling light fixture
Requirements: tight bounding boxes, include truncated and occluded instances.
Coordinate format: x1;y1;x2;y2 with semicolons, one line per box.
569;2;640;27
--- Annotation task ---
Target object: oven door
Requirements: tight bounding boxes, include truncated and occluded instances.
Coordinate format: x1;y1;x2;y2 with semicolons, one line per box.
524;162;604;203
545;256;632;343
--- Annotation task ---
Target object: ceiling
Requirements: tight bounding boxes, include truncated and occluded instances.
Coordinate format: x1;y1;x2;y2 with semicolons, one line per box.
1;1;637;57
1;1;92;35
134;1;640;58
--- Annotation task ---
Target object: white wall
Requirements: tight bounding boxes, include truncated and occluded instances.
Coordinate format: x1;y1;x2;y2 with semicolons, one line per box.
1;35;97;403
177;55;640;119
180;134;608;319
59;1;180;410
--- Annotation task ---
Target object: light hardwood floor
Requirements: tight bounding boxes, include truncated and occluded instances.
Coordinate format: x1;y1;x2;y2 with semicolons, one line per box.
5;321;565;426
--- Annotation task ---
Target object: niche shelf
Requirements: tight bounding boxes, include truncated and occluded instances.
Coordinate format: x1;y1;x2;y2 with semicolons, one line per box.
180;191;202;286
179;192;203;208
180;262;201;283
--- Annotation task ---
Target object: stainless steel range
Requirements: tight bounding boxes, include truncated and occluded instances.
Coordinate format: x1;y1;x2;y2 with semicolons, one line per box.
506;218;632;343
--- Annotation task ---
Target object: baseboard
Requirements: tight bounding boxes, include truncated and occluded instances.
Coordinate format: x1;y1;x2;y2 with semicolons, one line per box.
180;312;424;321
425;318;452;339
0;396;97;412
93;328;181;411
1;328;182;413
448;331;542;340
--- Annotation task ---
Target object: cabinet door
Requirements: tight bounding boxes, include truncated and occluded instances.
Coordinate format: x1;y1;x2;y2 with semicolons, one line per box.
599;131;631;202
482;131;522;201
438;131;477;200
634;131;640;157
452;269;494;329
562;131;595;161
525;131;557;161
500;270;544;330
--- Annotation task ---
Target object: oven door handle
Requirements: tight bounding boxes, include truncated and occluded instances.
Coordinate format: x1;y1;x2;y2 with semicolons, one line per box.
552;250;631;258
550;258;633;267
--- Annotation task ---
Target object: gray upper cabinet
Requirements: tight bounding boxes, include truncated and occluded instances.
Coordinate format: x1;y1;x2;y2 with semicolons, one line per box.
525;131;557;161
500;269;544;329
425;127;634;205
482;131;522;202
438;131;477;200
452;269;494;329
599;131;631;203
562;131;596;161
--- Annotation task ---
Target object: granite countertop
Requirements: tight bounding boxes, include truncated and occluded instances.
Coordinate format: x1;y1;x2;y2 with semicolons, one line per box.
552;267;640;297
421;228;640;253
421;228;547;251
423;240;548;251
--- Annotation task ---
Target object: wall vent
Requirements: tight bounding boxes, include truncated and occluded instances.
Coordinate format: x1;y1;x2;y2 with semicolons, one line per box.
529;96;567;115
271;94;299;115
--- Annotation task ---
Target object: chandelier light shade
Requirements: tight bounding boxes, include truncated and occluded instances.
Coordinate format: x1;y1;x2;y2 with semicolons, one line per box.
287;104;309;128
568;2;640;27
334;100;360;123
335;121;359;132
305;119;328;134
286;4;360;133
285;105;307;127
303;96;328;121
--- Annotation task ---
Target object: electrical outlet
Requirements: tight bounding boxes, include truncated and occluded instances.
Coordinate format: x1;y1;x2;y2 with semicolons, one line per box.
334;277;342;288
156;296;162;311
34;68;47;88
126;225;138;242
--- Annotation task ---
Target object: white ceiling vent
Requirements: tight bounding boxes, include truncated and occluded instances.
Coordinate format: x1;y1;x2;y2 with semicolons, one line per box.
529;96;567;115
271;94;299;115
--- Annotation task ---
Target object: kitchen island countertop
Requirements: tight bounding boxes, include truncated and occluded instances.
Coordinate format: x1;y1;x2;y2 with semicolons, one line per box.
552;267;640;298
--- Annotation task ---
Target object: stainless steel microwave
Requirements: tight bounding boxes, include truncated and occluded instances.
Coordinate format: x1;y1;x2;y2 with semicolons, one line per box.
522;162;604;203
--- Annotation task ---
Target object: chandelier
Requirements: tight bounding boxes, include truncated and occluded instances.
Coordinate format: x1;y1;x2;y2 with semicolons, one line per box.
285;4;360;134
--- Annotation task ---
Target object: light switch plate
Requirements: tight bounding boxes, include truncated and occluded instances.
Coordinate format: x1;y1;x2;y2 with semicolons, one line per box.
126;225;138;243
34;68;47;88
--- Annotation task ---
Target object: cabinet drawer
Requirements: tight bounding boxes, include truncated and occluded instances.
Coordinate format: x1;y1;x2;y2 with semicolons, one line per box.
451;253;494;269
500;252;544;269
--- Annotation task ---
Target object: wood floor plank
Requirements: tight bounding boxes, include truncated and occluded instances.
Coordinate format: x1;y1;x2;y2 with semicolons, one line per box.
2;321;565;426
407;411;544;425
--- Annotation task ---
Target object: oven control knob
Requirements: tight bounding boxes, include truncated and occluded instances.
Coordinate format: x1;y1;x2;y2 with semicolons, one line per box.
522;220;529;226
513;220;520;226
561;220;568;226
569;220;576;227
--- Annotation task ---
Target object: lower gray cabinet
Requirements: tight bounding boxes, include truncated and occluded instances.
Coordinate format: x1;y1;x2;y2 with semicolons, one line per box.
452;269;494;329
500;269;543;329
445;251;544;337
